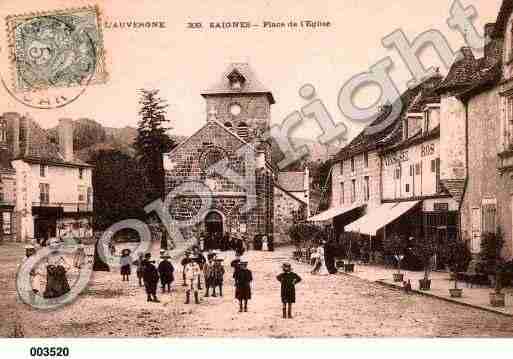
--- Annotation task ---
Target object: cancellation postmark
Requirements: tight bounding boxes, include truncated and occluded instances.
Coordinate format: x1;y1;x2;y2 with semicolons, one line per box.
1;5;108;109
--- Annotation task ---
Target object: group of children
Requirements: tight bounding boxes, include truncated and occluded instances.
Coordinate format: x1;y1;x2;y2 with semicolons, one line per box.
119;246;303;318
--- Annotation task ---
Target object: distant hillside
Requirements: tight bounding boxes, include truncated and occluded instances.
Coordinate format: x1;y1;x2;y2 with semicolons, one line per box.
48;119;187;163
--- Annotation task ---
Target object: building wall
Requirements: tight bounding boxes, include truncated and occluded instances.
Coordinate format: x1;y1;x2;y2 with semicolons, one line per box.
381;137;445;202
164;121;274;240
330;150;381;213
274;185;306;244
440;95;467;181
29;163;93;208
461;88;506;255
0;170;16;241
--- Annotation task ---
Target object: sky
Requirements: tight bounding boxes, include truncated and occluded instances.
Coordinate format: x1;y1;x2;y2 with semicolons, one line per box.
0;0;504;143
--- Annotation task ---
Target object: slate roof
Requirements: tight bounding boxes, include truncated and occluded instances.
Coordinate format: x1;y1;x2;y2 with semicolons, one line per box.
16;116;91;167
277;172;305;192
201;63;275;104
492;0;513;38
436;47;502;97
335;75;442;162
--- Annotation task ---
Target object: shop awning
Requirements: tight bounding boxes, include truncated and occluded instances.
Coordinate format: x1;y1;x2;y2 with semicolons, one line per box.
307;203;364;222
345;200;420;236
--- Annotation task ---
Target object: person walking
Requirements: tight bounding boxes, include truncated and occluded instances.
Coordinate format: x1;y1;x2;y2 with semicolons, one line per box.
135;252;144;287
277;263;302;319
203;255;215;297
158;253;175;293
234;261;252;312
142;253;160;302
212;258;225;297
181;251;192;286
184;259;202;304
120;249;132;282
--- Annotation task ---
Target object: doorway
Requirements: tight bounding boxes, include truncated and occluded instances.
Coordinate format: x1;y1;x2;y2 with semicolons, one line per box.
205;211;223;237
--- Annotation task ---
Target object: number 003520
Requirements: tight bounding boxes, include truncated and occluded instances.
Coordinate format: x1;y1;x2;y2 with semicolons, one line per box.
30;347;70;357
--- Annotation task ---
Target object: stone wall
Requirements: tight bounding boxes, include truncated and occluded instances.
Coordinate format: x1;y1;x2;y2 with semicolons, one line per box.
274;185;307;244
440;95;467;181
331;150;381;213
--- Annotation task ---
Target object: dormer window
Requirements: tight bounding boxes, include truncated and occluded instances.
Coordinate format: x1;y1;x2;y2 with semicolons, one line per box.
227;69;246;90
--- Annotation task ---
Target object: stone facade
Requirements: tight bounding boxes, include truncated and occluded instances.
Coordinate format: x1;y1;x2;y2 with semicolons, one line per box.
164;63;306;245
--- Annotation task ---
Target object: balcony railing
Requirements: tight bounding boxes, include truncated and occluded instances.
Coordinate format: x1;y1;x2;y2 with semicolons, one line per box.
32;202;93;213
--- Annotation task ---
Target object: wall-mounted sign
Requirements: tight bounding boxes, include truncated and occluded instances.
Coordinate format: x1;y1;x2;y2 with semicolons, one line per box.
421;143;436;157
384;150;409;167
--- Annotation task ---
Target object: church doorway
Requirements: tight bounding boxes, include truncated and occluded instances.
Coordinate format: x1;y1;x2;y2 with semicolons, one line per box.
205;211;223;237
204;211;224;251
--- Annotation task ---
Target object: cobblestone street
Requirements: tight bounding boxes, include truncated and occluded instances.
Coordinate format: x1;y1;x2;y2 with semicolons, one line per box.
3;243;513;338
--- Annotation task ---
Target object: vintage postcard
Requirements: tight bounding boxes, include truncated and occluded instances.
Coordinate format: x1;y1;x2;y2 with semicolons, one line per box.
1;0;513;356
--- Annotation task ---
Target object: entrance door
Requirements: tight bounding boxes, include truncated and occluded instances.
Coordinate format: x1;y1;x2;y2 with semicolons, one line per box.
205;211;223;237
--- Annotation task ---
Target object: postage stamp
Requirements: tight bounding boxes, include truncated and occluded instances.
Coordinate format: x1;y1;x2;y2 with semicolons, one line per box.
2;5;108;108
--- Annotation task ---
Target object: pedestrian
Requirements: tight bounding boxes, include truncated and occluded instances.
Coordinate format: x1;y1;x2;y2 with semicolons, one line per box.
212;258;225;297
73;242;86;269
403;279;412;294
181;251;192;286
43;239;71;299
311;243;329;275
233;260;252;312
135;252;144;287
120;248;132;282
142;253;160;302
158;253;175;293
276;263;302;319
204;255;215;297
184;259;202;304
261;235;269;252
230;252;242;275
192;247;206;290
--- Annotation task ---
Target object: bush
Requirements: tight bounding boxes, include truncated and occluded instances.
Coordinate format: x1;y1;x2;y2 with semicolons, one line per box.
439;237;471;273
480;230;504;274
412;236;436;279
288;223;322;248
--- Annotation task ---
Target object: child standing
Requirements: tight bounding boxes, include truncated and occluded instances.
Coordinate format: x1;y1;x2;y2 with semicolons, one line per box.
120;249;132;282
184;259;202;304
212;258;225;297
276;263;302;319
158;253;175;293
234;261;252;312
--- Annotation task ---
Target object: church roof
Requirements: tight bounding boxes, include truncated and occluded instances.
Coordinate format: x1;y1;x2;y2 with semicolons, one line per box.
201;63;275;104
277;172;305;192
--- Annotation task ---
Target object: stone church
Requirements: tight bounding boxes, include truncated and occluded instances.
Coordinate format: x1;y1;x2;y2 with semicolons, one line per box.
164;63;309;243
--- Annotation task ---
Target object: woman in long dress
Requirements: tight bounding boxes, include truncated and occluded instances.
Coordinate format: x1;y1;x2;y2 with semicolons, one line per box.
311;245;329;275
261;236;268;251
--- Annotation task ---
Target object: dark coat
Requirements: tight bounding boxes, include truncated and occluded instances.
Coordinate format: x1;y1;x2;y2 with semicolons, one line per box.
277;272;302;303
234;268;252;300
142;260;159;284
158;260;175;284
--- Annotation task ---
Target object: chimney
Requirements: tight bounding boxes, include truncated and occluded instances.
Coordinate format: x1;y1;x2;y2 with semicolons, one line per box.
58;118;74;162
4;112;20;158
484;23;499;60
21;115;31;157
304;166;310;217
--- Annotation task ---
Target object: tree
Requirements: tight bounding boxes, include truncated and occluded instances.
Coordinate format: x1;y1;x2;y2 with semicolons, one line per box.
88;149;146;230
134;89;175;203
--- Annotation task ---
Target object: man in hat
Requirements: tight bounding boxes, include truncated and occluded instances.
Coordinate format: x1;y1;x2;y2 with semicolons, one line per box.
142;253;160;302
233;260;252;312
158;253;175;293
181;251;192;286
230;252;242;275
212;258;225;297
277;263;302;319
184;259;202;304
